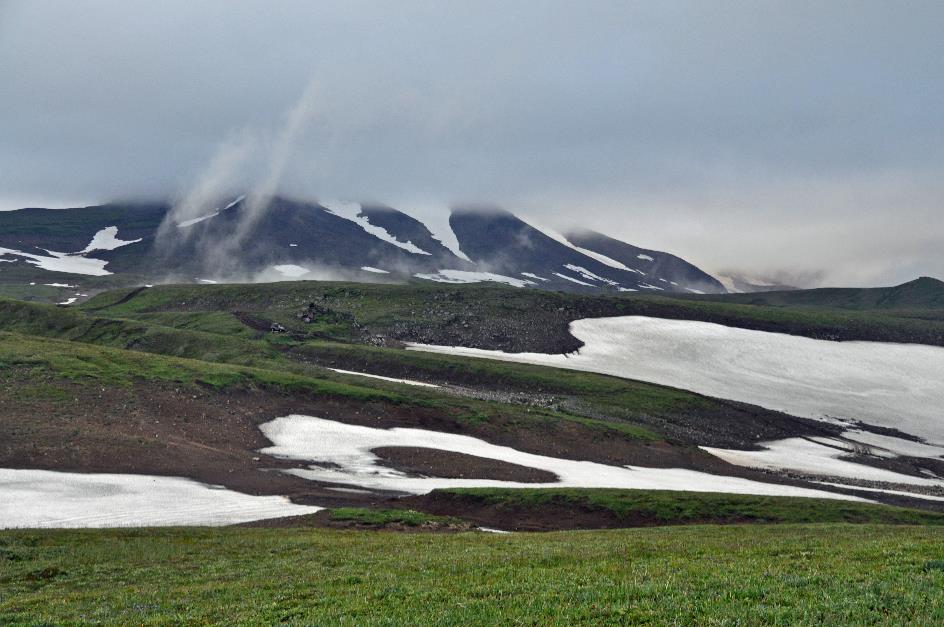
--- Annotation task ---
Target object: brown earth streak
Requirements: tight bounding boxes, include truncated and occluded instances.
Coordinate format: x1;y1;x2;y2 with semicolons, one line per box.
371;446;558;483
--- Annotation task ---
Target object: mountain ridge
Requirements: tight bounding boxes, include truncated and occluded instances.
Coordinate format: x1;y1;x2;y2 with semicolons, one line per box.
0;196;725;295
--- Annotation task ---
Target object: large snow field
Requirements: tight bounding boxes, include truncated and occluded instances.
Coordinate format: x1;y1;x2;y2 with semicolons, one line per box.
408;316;944;443
258;415;865;501
0;469;320;528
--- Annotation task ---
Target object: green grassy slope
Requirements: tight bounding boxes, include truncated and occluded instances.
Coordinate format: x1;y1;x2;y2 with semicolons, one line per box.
2;525;943;624
425;488;944;526
0;296;839;446
80;280;944;349
693;276;944;311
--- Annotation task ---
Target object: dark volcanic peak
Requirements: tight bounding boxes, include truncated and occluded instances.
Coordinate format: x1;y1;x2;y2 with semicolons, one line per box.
0;196;725;294
565;228;726;295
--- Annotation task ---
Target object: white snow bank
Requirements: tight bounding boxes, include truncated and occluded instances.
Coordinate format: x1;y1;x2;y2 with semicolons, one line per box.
58;297;78;306
361;266;390;274
520;217;637;272
415;269;535;288
272;264;310;278
0;468;320;528
701;437;944;489
176;195;244;228
258;415;864;500
521;272;549;282
563;264;618;286
0;246;111;276
637;254;654;261
322;200;431;255
79;226;142;253
398;205;471;261
327;368;438;388
408;316;944;443
44;283;76;288
552;272;594;287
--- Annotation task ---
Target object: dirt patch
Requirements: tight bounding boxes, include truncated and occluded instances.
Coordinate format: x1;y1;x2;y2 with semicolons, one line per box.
371;446;558;483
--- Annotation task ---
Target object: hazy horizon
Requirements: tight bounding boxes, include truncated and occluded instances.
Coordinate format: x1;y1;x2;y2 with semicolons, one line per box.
2;1;942;287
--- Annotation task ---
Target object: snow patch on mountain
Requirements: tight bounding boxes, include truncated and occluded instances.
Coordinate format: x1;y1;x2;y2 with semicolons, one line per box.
563;264;619;286
176;195;244;228
521;216;640;273
322;200;431;255
0;246;111;276
361;266;389;274
273;264;310;278
521;272;549;282
415;269;535;288
79;226;142;253
553;272;594;287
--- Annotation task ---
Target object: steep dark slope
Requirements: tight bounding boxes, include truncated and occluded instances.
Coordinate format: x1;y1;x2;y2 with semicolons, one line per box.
0;203;167;252
565;228;726;294
357;205;472;268
449;208;652;292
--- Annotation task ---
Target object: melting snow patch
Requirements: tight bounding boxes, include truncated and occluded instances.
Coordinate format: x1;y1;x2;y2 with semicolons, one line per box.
519;217;636;272
553;272;595;287
258;415;863;500
0;468;320;528
618;287;637;292
415;270;535;288
289;243;298;247
327;368;438;387
195;278;218;284
58;297;78;306
361;266;390;274
637;254;654;261
407;316;944;443
701;438;944;490
521;272;549;282
45;283;76;288
0;246;111;276
563;264;619;286
272;265;310;278
322;200;431;255
685;287;704;294
639;283;664;290
79;226;141;253
176;195;244;228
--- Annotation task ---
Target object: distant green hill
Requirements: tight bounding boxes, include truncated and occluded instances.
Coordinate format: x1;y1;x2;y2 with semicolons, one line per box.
702;277;944;310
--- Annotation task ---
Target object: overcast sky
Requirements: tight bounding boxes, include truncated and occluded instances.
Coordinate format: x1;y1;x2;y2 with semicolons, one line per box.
1;1;942;286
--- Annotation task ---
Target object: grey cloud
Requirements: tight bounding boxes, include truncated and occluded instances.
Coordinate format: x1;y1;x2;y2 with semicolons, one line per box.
0;0;942;286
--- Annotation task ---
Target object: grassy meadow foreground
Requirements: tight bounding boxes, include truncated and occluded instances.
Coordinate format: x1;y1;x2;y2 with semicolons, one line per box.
2;524;944;624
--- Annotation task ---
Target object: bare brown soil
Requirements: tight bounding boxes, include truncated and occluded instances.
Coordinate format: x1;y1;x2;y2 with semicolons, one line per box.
372;446;558;482
3;371;937;523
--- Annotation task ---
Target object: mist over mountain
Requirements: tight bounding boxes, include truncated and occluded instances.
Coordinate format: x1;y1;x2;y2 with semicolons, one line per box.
0;197;726;294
